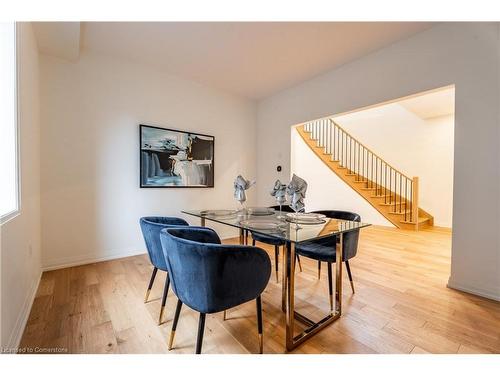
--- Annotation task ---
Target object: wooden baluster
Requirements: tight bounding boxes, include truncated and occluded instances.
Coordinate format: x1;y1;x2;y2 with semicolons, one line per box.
400;177;403;213
393;171;397;212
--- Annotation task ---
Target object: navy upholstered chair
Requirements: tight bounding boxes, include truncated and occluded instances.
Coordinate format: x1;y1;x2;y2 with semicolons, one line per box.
251;205;302;282
295;210;360;310
139;216;189;325
160;227;271;354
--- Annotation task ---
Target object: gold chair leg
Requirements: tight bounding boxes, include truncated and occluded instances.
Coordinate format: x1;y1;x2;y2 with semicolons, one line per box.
296;255;303;272
223;310;227;320
256;296;263;354
345;260;355;294
144;289;151;303
158;306;165;326
318;261;321;279
168;330;176;351
145;267;158;303
169;299;183;350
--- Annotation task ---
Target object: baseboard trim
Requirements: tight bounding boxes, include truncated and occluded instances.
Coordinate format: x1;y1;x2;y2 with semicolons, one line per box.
42;234;237;272
42;249;148;272
5;269;42;350
447;278;500;302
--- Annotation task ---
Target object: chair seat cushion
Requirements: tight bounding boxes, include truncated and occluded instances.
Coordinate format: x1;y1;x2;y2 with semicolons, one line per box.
251;231;286;246
296;236;338;262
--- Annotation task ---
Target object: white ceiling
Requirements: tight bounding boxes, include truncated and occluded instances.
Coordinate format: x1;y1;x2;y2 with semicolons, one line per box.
399;87;455;119
34;22;435;99
32;22;80;61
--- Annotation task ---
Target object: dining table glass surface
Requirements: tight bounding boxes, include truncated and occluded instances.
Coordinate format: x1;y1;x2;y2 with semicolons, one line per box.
181;208;371;243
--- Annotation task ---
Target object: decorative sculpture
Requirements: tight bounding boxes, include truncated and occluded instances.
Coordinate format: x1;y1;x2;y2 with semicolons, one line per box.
270;179;287;218
234;175;256;208
286;174;308;213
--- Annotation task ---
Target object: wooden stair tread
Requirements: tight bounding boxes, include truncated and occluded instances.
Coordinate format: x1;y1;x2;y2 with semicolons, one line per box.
400;217;430;224
296;124;434;231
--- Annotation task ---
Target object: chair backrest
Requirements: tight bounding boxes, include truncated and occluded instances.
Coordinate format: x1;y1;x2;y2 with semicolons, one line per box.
139;216;189;271
160;227;271;314
312;210;361;260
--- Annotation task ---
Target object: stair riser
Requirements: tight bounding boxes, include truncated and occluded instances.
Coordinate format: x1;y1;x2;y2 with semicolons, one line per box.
297;125;433;231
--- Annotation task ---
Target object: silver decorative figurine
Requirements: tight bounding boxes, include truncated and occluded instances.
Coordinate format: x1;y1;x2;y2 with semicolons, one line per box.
234;175;256;212
270;179;287;219
286;174;308;226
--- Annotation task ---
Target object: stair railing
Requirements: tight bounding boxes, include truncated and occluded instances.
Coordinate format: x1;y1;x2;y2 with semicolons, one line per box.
302;118;419;223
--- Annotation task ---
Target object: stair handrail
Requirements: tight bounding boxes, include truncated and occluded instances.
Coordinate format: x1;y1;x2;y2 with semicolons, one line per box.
329;119;412;181
300;117;420;224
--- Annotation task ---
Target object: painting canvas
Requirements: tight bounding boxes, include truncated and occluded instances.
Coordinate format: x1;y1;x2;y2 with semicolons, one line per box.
140;125;214;188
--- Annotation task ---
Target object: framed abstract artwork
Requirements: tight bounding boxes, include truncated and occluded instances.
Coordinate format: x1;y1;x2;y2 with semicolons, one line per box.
140;124;215;188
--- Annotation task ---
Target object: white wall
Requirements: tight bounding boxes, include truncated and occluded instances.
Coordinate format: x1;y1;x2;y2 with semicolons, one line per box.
257;23;500;301
40;51;257;270
331;103;454;227
1;22;41;348
291;128;394;226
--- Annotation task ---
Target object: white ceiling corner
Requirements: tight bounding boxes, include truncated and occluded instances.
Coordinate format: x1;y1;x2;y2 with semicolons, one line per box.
32;22;81;61
399;87;455;120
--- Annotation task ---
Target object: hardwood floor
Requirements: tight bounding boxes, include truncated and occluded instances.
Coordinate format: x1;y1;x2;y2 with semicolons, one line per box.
19;226;500;354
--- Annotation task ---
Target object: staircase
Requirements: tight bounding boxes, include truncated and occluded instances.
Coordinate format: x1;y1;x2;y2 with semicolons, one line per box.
297;118;433;230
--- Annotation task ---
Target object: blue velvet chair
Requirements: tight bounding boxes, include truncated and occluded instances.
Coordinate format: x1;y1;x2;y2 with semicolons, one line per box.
295;210;360;310
251;205;302;282
160;226;271;354
139;216;189;325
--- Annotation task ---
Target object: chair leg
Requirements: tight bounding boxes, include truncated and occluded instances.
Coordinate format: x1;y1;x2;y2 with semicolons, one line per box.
274;246;279;283
256;295;263;354
317;261;321;279
144;267;158;303
345;260;355;294
158;273;170;325
195;313;206;354
223;310;227;320
252;238;256;246
168;299;183;350
296;254;303;272
327;262;333;311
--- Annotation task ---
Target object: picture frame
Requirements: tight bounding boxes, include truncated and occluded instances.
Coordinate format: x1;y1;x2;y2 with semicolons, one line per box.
140;124;215;188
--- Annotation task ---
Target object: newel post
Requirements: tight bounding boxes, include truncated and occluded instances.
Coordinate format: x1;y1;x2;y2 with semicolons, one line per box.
412;176;419;228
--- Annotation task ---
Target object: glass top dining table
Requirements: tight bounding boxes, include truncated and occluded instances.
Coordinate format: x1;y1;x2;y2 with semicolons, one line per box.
182;208;371;352
182;209;370;243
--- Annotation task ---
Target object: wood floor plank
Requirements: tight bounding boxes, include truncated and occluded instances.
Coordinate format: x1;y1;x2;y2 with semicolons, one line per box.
18;225;500;354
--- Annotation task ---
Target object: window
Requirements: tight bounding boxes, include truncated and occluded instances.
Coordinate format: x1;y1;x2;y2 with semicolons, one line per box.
0;22;19;223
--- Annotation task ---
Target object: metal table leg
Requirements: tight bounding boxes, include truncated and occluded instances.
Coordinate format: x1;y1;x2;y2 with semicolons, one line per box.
284;234;343;351
281;244;287;312
239;228;245;245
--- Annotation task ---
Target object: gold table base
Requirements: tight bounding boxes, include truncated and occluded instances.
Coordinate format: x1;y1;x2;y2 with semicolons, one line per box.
281;236;343;351
201;217;344;352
